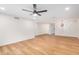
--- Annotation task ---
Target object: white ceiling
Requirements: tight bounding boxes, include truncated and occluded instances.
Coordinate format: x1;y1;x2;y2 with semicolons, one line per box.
0;4;79;21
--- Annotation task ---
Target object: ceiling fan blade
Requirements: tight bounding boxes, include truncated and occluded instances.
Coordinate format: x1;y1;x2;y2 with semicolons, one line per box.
33;4;37;10
36;13;41;16
37;10;47;13
22;9;33;12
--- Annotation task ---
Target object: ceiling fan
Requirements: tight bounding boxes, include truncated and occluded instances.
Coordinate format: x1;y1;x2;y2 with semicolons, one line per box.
22;4;47;16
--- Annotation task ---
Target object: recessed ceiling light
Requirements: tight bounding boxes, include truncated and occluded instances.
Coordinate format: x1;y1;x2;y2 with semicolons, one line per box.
65;7;70;11
0;7;5;10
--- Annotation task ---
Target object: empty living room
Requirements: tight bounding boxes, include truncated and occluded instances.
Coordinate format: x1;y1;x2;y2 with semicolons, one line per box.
0;3;79;55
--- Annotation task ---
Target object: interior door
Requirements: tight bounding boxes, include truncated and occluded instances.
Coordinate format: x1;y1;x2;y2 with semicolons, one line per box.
49;23;55;35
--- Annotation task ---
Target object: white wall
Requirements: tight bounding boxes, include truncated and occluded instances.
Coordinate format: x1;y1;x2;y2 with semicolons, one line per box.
0;14;36;46
35;23;50;35
55;19;79;37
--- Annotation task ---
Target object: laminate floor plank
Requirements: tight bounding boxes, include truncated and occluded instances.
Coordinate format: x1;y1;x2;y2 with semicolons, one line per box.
0;35;79;55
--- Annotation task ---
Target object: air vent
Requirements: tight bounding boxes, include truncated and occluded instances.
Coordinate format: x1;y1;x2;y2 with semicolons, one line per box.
14;17;20;20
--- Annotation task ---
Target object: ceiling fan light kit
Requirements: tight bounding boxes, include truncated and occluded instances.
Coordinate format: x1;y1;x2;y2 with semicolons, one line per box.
22;4;47;16
33;13;37;16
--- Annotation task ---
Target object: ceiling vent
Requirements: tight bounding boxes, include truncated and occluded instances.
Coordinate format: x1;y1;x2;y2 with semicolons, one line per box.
14;17;20;20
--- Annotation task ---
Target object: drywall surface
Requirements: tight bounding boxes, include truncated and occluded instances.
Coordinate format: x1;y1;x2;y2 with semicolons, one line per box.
55;19;79;37
0;14;35;46
35;23;50;35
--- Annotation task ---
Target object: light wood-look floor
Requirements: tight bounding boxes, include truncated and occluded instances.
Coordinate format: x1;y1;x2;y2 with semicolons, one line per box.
0;34;79;55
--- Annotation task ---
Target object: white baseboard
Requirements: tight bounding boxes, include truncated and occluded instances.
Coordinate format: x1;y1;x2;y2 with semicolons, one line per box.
0;35;34;46
55;34;78;38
